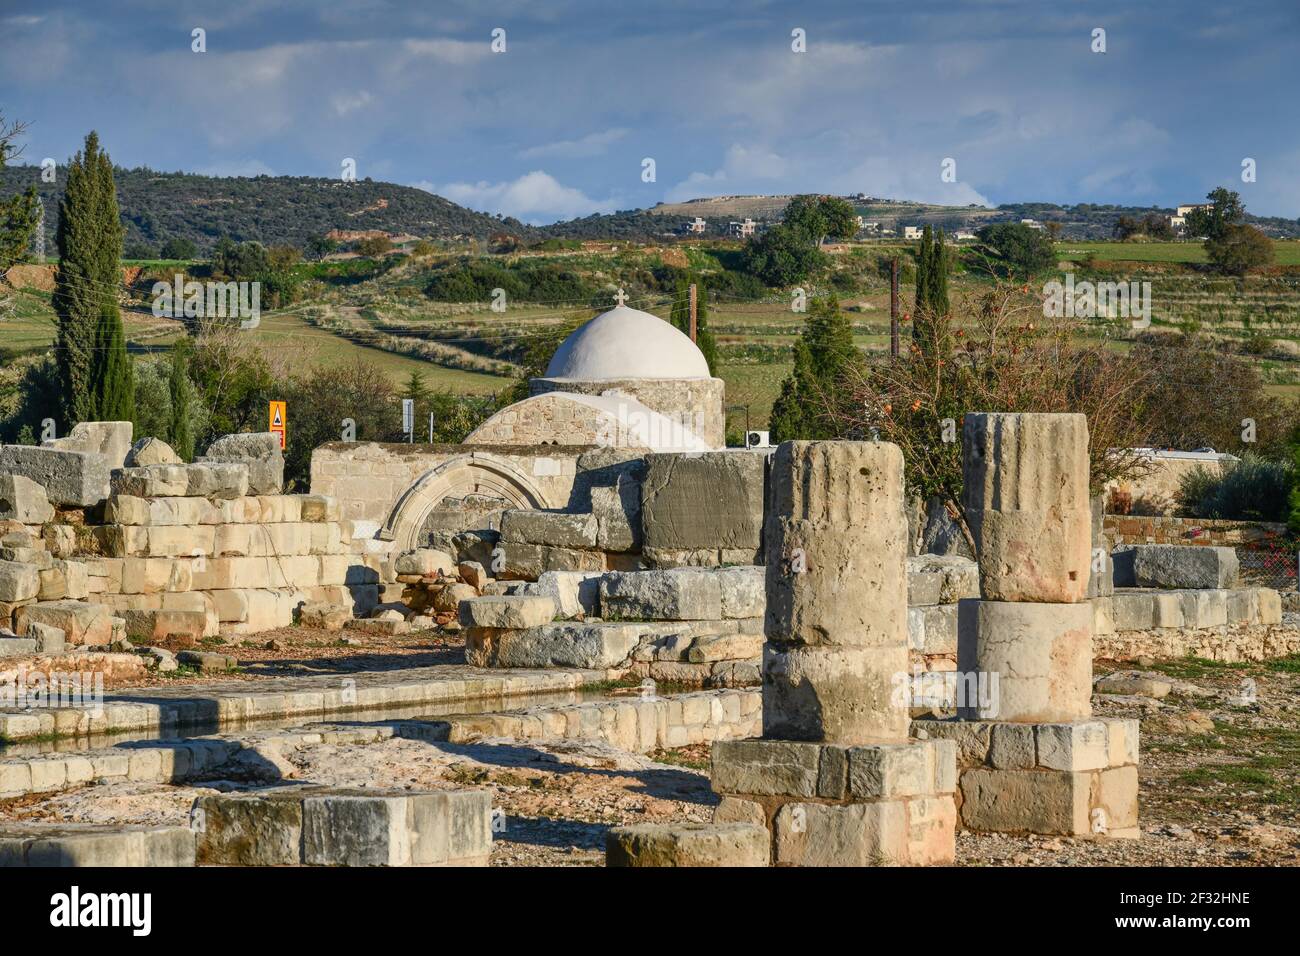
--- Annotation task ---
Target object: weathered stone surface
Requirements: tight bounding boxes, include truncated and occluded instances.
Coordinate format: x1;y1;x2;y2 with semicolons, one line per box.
962;413;1090;603
1110;591;1153;631
177;650;237;674
762;643;910;744
193;791;303;865
500;510;598;550
765;441;908;647
111;464;189;497
906;554;979;606
0;824;195;867
515;570;602;619
15;600;112;646
490;621;640;669
302;789;491;866
43;421;134;469
393;548;456;577
772;796;953;866
606;822;768;867
457;561;489;589
1131;545;1239;590
717;566;765;619
640;451;766;552
185;462;250;499
0;560;39;603
25;621;66;653
199;432;283;494
122;609;207;645
495;542;605;579
0;445;111;507
711;738;824;797
962;599;1093;723
0;474;55;524
907;603;958;656
600;569;723;621
125;436;181;467
458;594;556;629
591;478;641;551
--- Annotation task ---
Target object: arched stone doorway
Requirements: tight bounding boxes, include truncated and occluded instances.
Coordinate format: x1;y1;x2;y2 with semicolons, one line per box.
379;452;552;552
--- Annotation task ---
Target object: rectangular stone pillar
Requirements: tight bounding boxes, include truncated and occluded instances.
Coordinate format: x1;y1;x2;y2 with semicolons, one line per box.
712;441;957;866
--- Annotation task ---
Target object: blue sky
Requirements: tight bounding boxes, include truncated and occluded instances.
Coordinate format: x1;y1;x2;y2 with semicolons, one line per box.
2;0;1298;223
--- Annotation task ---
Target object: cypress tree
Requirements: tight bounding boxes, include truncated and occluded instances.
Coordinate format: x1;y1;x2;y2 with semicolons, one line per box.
929;229;949;316
55;131;125;427
92;299;134;423
168;340;195;461
768;295;856;442
914;225;933;322
670;276;719;376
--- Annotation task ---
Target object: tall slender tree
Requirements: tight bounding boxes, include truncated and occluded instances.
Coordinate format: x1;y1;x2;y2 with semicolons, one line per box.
168;340;195;460
55;131;127;426
914;225;933;324
769;294;859;442
928;229;949;316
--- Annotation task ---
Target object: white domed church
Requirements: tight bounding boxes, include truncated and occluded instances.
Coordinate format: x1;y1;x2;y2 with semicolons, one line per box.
466;304;726;452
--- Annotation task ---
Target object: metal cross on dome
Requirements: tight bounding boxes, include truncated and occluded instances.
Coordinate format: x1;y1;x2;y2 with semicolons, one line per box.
613;288;628;307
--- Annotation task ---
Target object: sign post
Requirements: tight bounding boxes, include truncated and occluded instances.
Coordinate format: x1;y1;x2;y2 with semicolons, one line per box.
268;401;287;450
402;399;414;442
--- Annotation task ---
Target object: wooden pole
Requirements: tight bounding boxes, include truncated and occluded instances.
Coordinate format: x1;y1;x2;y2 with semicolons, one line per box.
890;258;900;359
688;283;698;343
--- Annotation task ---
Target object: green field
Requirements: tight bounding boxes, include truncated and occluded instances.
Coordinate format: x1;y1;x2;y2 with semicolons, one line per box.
1058;240;1300;266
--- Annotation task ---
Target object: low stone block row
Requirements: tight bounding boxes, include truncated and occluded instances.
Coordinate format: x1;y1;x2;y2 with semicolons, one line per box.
1094;617;1300;664
0;824;196;867
439;688;761;753
77;553;381;596
93;519;350;560
193;787;492;866
104;493;339;527
111;461;251;500
906;554;979;607
709;737;958;866
0;666;597;744
912;717;1139;838
9;599;116;646
1095;587;1281;635
600;566;765;621
606;823;769;867
0;739;240;799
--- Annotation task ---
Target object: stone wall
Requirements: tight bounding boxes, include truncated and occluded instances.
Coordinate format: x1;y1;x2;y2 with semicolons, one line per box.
530;376;725;449
1104;515;1285;548
1106;452;1233;515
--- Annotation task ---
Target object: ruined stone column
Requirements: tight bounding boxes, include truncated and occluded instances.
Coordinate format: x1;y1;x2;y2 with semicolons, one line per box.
917;413;1140;840
711;441;957;866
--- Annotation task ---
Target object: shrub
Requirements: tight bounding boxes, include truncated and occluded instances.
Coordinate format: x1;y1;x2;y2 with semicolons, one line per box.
1177;453;1291;521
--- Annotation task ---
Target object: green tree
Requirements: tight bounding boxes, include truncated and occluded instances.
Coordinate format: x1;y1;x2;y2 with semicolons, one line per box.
741;224;826;286
1205;223;1273;276
976;223;1056;279
1184;187;1246;240
0;112;39;266
782;195;858;247
914;226;933;315
669;277;719;375
1289;441;1300;535
54;131;127;427
159;237;197;260
769;295;859;442
168;340;195;460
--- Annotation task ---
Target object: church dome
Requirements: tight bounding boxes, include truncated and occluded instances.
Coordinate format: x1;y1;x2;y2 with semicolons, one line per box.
544;305;711;380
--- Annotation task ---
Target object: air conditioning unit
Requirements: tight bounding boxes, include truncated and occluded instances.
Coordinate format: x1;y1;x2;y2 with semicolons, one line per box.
746;430;772;448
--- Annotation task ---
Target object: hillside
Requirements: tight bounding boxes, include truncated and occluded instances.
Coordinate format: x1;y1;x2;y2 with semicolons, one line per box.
0;165;537;255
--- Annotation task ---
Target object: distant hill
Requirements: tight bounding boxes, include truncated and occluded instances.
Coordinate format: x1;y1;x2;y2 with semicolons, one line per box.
0;165;537;255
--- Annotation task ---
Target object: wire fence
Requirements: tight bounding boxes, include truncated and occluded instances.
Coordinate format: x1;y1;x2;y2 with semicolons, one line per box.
1236;538;1300;592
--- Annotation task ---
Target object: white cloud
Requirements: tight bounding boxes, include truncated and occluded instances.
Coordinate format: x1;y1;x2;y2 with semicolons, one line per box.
520;128;628;160
331;90;373;117
417;170;620;223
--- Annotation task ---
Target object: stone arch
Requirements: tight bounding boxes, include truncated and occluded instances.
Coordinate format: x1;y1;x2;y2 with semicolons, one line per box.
379;452;552;551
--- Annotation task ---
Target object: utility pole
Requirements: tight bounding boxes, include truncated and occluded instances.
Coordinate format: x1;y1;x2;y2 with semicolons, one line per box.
688;283;698;343
890;257;900;359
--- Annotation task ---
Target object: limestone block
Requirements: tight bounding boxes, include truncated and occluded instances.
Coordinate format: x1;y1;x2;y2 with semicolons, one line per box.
393;548;456;577
148;497;206;526
1110;591;1153;631
988;723;1037;770
907;602;958;656
121;557;191;594
193;791;303;865
1190;589;1228;628
122;608;206;645
962;413;1090;603
36;565;67;601
710;739;824;798
762;643;911;744
43;420;133;469
717;566;765;619
1152;591;1186;628
1131;545;1239;590
199;432;284;495
492;621;640;669
773;800;912;867
906;554;979;605
847;741;936;799
910;718;992;766
639;451;765;552
713;796;767;827
185;462;250;500
111;464;190;498
1;824;195;867
0;474;55;524
298;789;491;866
600;569;723;621
26;621;66;653
125;436;181;467
1226;588;1258;625
687;631;763;663
960;768;1088;834
765;442;908;648
591;479;642;552
14;600;112;645
0;560;39;603
964;599;1093;723
515;570;601;619
458;594;556;629
495;542;605;579
1258;588;1282;625
298;601;351;631
500;510;598;550
42;524;76;559
606;823;768;867
1035;721;1109;772
1104;718;1140;767
146;525;215;558
298;494;338;522
0;445;111;507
